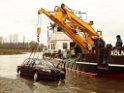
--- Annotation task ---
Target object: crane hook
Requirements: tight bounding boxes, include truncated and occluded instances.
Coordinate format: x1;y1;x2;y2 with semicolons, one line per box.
37;26;41;43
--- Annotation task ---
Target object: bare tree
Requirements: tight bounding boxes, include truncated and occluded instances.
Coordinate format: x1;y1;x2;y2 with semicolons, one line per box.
0;37;3;44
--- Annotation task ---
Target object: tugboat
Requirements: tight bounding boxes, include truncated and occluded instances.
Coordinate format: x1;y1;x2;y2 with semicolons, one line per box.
36;3;124;78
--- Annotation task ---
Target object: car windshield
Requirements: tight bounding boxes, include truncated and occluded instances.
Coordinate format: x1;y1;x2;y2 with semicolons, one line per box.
35;59;54;67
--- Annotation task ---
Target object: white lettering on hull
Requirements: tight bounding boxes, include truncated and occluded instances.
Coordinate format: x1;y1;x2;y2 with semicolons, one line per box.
111;49;124;56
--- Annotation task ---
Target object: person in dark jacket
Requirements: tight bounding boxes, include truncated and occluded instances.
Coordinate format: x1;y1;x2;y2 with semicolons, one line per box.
116;35;123;47
91;36;105;53
73;44;83;61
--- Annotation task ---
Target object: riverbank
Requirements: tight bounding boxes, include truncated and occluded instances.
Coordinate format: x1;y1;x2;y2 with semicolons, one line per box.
0;77;30;93
0;49;29;55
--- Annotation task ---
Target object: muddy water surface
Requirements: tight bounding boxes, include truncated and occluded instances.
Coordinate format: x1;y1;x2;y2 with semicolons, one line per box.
0;53;124;93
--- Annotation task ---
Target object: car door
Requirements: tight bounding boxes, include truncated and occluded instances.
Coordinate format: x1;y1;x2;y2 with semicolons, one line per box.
28;59;35;76
41;60;52;76
21;59;30;75
35;59;45;76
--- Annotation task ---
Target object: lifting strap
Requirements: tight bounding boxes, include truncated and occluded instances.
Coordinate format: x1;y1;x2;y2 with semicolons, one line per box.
29;14;42;59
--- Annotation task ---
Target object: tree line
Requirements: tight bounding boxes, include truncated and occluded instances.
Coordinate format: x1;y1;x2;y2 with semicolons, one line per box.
0;36;46;51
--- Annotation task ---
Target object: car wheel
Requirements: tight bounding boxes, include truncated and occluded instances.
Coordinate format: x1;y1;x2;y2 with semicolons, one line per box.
33;71;39;81
18;69;22;76
53;74;59;80
61;74;65;80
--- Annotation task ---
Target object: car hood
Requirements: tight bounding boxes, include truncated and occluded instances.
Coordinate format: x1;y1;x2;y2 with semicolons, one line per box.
35;65;64;73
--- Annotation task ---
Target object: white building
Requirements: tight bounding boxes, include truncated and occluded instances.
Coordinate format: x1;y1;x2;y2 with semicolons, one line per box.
47;25;72;53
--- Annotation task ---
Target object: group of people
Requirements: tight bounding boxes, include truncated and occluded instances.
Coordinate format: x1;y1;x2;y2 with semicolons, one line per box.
91;34;123;49
56;34;123;61
75;26;123;47
57;49;70;59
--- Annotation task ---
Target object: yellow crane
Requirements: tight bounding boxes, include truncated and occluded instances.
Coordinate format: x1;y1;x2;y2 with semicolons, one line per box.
37;3;102;53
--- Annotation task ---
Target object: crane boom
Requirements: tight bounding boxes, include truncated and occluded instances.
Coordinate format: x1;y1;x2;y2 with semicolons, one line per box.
60;4;99;37
37;4;102;53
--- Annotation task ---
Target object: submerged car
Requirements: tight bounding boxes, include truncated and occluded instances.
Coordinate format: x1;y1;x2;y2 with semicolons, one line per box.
17;58;65;81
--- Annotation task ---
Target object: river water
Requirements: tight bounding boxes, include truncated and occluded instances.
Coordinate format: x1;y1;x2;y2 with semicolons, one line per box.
0;53;124;93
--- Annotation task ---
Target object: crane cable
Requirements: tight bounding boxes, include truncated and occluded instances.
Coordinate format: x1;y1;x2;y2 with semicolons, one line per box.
28;15;42;59
28;43;38;59
36;14;42;59
37;14;41;43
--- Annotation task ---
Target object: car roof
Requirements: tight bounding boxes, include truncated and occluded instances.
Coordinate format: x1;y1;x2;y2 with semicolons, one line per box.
27;58;41;60
24;58;54;66
26;58;48;61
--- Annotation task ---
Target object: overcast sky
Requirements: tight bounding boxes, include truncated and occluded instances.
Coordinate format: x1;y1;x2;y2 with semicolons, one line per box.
0;0;124;45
